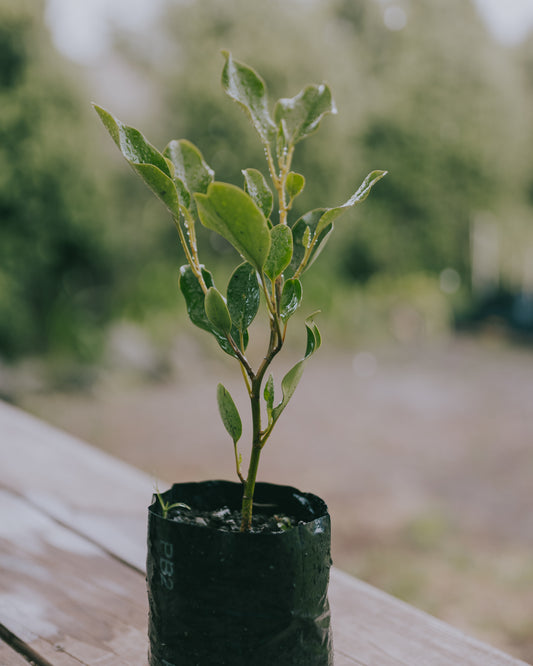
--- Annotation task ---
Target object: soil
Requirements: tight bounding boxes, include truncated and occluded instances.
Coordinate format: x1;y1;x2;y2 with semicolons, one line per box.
164;504;299;534
19;333;533;662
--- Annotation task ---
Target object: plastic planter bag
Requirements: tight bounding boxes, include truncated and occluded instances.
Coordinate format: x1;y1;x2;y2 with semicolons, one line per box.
147;480;333;665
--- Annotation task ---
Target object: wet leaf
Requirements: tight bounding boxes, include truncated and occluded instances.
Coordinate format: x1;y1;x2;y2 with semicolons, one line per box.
285;172;305;202
164;139;214;213
271;359;304;423
304;319;322;358
178;264;214;334
264;374;275;415
179;265;242;357
280;278;302;323
217;383;242;444
274;84;336;145
289;210;333;276
195;182;271;273
242;168;273;218
94;105;181;217
264;224;293;281
271;316;321;424
221;51;276;144
315;170;388;236
205;287;232;335
227;262;260;333
288;171;386;277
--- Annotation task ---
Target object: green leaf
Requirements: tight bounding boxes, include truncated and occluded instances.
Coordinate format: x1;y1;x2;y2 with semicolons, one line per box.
227;262;260;333
221;50;276;144
287;170;387;278
264;225;293;281
179;265;244;357
304;319;322;358
195;182;271;273
242;168;273;218
315;170;388;236
271;317;321;424
264;374;275;415
164;139;214;210
271;360;304;423
280;278;302;323
217;383;242;444
274;84;337;145
285;172;305;202
94;105;181;217
178;264;215;334
289;210;333;276
205;287;232;335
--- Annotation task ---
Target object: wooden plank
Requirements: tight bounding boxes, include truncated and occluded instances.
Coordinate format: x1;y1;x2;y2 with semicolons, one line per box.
0;639;33;666
0;400;151;571
0;488;148;665
1;400;529;665
330;569;530;666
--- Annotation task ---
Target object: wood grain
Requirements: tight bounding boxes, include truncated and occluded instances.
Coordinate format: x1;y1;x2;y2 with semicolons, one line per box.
0;400;530;665
330;569;530;665
0;639;33;666
0;488;148;665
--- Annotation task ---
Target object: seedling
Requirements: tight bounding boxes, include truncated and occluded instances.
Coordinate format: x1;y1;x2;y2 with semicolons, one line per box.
95;52;385;531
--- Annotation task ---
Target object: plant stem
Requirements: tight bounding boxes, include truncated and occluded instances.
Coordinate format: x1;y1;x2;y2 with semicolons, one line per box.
240;384;262;531
239;140;294;531
240;316;283;531
172;213;208;293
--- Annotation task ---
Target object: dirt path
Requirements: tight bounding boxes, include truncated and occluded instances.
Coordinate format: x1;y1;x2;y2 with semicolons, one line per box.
21;335;533;661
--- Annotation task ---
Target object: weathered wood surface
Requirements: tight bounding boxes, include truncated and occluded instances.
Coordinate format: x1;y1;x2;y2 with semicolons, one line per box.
0;638;32;666
0;400;530;665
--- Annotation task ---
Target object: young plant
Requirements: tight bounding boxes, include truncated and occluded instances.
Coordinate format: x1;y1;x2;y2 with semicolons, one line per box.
95;52;386;531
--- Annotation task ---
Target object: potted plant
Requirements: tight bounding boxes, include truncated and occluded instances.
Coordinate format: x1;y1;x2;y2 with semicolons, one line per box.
95;52;385;666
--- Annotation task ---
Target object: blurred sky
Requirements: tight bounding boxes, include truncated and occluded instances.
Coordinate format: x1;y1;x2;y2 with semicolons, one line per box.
45;0;533;65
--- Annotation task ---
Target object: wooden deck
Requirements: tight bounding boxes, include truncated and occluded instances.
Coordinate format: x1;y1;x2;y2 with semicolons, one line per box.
0;399;529;665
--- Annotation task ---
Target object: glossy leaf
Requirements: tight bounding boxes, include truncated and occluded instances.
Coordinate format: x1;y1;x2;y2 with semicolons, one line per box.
287;171;387;277
264;374;275;415
315;170;388;236
178;265;215;334
227;262;260;333
195;182;271;273
289;209;333;276
217;383;242;444
242;168;273;218
280;278;302;323
264;224;293;281
304;319;322;358
221;51;276;144
285;172;305;202
205;287;232;335
164;139;214;207
271;317;321;424
274;84;337;145
179;265;244;357
94;105;181;217
271;360;304;423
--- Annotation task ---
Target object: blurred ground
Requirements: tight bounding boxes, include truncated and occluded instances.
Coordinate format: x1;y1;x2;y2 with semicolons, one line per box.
20;334;533;662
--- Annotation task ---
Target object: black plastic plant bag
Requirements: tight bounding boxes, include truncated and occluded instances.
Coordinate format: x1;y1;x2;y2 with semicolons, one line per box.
147;480;333;665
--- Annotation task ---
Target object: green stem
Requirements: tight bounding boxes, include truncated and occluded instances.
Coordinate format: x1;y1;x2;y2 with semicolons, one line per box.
172;213;208;294
240;383;263;531
240;318;283;531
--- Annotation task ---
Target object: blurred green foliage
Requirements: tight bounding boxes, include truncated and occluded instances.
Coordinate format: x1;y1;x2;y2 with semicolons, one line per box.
1;0;532;366
0;0;116;362
121;0;530;287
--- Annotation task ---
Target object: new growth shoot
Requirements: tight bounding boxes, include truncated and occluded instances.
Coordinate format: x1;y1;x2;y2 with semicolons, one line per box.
94;52;386;531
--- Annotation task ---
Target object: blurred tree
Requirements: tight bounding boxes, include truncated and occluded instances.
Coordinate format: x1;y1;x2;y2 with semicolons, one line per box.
114;0;530;291
332;0;530;282
0;0;116;362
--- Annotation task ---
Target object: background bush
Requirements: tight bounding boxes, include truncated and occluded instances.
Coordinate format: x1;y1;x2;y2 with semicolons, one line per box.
1;0;532;367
